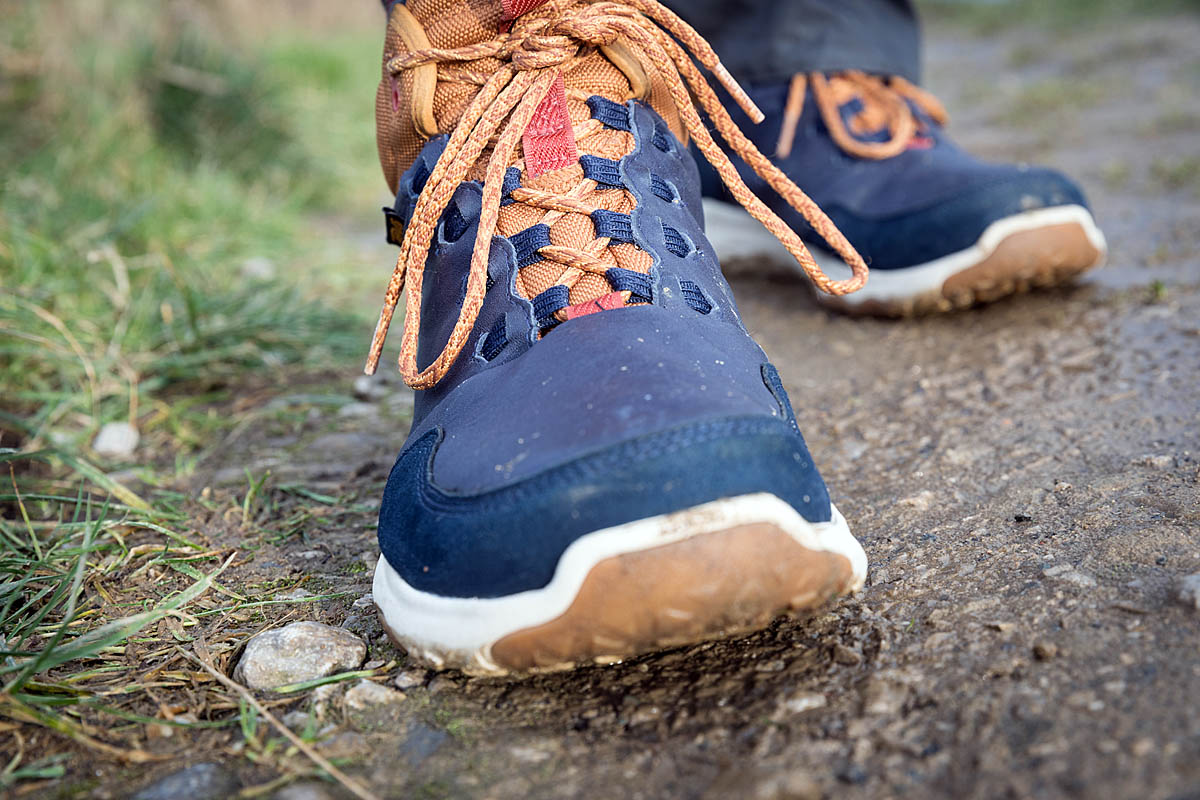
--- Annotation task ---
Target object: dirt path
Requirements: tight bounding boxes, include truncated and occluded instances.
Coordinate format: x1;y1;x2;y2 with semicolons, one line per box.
108;14;1200;800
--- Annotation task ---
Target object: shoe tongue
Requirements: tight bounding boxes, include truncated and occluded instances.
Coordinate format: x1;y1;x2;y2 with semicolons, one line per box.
377;0;506;192
377;0;683;192
377;0;666;310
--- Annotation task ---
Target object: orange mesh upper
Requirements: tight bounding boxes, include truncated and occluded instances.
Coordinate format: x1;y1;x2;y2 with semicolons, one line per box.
366;0;870;389
377;0;655;306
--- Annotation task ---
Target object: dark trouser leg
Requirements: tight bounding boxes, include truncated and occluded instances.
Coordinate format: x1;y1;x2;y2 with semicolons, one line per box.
668;0;922;85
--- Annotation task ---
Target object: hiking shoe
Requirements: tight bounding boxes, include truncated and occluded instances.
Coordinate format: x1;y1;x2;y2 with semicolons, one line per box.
699;71;1107;315
365;0;869;674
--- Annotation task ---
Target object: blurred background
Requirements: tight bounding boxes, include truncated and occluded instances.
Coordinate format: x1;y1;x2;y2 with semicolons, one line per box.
1;0;1197;469
1;0;385;466
0;1;1198;796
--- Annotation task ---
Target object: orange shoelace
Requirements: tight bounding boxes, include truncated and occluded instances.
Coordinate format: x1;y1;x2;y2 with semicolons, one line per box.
366;0;870;389
776;70;949;160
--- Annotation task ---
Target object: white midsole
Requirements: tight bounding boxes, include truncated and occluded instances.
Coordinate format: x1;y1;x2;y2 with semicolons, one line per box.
702;200;1107;305
373;493;866;672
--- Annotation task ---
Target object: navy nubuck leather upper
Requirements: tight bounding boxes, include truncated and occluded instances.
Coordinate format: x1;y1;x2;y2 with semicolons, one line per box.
698;80;1091;270
377;99;832;599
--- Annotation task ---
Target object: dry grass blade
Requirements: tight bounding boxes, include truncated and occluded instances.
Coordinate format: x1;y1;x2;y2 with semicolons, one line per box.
0;694;165;764
179;648;382;800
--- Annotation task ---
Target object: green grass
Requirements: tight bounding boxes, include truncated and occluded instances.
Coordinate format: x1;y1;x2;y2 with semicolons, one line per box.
919;0;1200;33
1;4;380;458
994;77;1107;127
0;458;232;770
0;1;386;784
1150;155;1200;195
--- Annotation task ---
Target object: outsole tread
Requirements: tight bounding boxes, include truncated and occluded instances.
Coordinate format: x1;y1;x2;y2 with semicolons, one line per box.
816;221;1105;317
378;521;857;676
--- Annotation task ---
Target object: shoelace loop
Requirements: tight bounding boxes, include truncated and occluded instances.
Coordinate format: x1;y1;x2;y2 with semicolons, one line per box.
777;70;950;160
367;0;870;389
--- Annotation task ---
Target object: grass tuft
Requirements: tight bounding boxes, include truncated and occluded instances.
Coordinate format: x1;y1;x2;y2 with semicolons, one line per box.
1;1;386;789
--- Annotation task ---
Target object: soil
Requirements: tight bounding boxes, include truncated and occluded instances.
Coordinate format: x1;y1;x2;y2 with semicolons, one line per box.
52;13;1200;800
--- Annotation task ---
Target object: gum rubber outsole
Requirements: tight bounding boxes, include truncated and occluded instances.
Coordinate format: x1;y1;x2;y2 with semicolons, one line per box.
373;494;865;676
818;219;1107;317
702;200;1107;317
487;522;855;672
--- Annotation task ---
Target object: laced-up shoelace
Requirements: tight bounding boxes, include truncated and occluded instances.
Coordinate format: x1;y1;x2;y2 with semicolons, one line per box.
366;0;870;389
776;70;950;160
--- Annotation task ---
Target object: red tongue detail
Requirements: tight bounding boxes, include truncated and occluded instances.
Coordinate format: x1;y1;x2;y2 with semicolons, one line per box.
563;291;624;320
522;74;578;178
501;0;549;19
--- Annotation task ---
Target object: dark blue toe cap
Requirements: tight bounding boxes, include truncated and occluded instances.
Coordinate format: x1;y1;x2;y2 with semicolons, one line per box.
825;166;1088;270
378;410;830;599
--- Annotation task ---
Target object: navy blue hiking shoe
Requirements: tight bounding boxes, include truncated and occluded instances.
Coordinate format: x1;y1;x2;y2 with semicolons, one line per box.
365;0;868;673
700;71;1107;315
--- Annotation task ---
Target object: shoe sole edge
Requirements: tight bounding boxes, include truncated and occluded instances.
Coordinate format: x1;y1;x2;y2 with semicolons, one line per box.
703;201;1107;316
373;493;865;675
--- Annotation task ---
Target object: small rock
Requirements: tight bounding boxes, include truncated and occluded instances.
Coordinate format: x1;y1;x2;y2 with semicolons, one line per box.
394;668;428;689
344;679;405;710
984;658;1025;679
509;742;556;764
273;588;313;602
427;673;460;695
234;621;366;690
1043;564;1097;588
833;644;863;665
337;401;379;418
352;593;375;609
627;705;662;725
274;782;336;800
241;256;276;280
1175;574;1200;611
1135;454;1174;470
92;422;139;458
358;550;379;571
280;709;320;734
899;490;934;512
1032;640;1059;661
781;692;826;715
705;767;821;800
317;730;368;760
353;374;389;402
924;632;955;651
837;763;869;785
862;677;908;715
132;763;240;800
399;721;449;766
310;684;343;722
756;658;786;672
344;679;406;730
1060;570;1097;588
750;772;822;800
1131;737;1155;758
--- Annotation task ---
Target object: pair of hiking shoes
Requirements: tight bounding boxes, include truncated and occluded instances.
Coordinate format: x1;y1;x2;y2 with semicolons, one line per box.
365;0;1106;674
